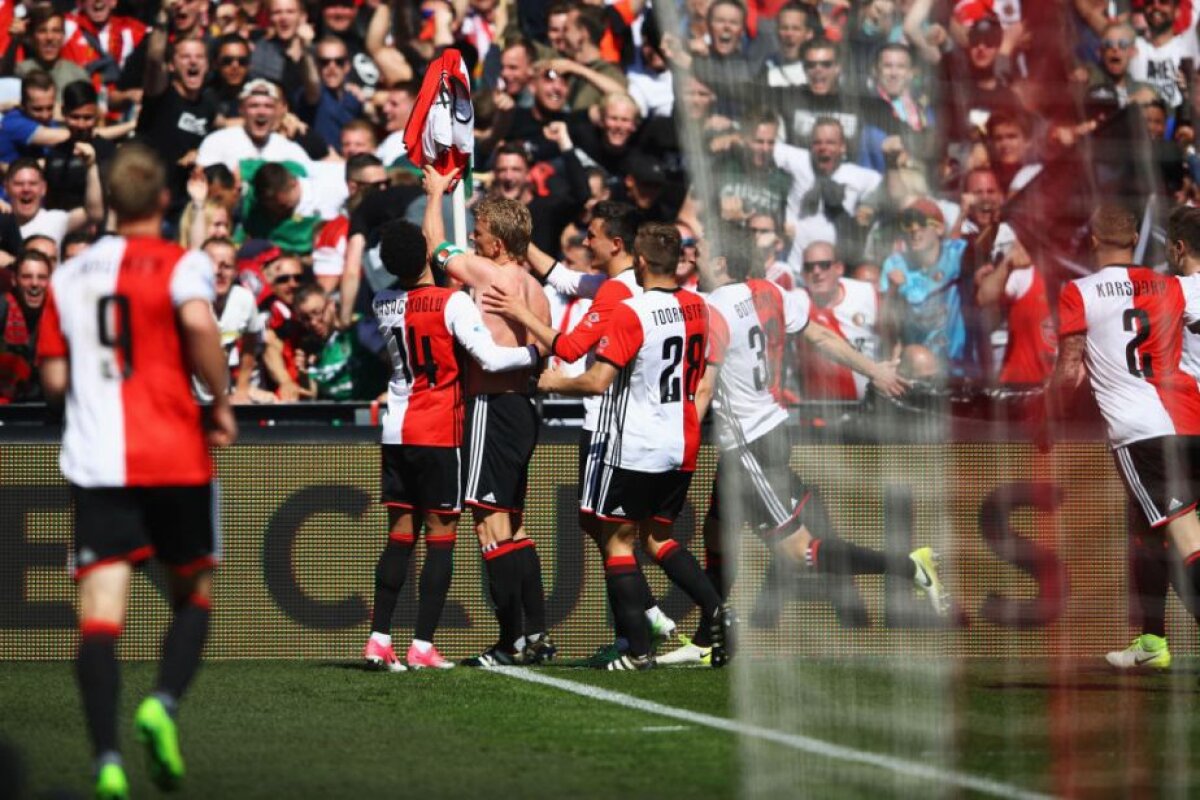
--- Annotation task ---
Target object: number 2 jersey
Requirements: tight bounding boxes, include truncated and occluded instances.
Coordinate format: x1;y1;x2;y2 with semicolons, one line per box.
1058;266;1200;448
594;287;708;472
707;279;809;450
373;285;536;447
35;236;216;488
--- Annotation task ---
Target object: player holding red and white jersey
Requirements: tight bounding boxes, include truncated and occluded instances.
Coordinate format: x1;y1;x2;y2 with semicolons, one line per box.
537;223;730;671
656;229;946;666
35;144;235;798
1047;204;1200;669
363;218;538;672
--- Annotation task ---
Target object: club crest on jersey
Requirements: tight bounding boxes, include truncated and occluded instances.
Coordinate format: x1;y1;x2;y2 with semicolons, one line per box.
598;336;609;349
932;271;944;282
588;312;600;323
853;312;866;326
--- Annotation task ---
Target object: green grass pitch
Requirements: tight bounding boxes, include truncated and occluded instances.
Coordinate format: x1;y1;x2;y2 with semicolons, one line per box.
2;659;1198;798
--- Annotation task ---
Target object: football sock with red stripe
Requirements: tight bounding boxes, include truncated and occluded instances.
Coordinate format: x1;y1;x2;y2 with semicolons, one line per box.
807;537;913;578
157;594;211;703
415;535;454;643
1131;534;1170;638
605;556;650;657
77;620;121;758
516;541;547;635
656;540;720;647
371;537;414;634
484;543;523;649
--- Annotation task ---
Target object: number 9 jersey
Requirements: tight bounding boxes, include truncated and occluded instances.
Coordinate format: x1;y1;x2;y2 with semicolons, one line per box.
594;287;709;472
35;236;217;487
1059;266;1200;448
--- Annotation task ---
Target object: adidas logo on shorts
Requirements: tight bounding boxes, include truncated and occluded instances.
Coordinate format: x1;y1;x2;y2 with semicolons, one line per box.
482;492;497;503
612;506;625;515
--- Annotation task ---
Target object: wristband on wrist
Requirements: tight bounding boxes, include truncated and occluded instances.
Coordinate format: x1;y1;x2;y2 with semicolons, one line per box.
431;241;465;270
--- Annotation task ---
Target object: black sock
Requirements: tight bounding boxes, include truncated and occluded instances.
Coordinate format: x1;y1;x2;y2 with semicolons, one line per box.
706;548;730;601
371;536;414;635
516;541;547;635
484;543;522;649
157;595;211;702
606;556;650;657
1184;549;1200;623
1131;533;1170;638
77;621;121;758
656;540;721;647
807;537;914;578
415;534;454;643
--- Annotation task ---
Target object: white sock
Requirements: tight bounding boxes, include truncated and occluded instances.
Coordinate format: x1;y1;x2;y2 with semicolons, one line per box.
370;632;392;647
411;639;432;654
528;631;543;643
513;635;527;652
645;606;667;625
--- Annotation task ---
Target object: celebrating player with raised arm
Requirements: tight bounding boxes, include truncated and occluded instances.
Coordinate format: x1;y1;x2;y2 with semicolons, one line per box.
483;202;679;662
36;144;237;799
422;166;556;666
659;228;948;666
534;223;732;670
363;218;541;672
1046;203;1200;666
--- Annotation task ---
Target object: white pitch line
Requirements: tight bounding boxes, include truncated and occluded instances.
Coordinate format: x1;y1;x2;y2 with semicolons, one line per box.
489;667;1053;800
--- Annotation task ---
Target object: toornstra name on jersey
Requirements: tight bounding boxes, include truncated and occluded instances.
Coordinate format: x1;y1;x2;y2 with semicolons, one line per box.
1094;279;1170;299
649;303;706;326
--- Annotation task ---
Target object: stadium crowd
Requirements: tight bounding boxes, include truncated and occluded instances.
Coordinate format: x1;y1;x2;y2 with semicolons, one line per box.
0;0;1194;407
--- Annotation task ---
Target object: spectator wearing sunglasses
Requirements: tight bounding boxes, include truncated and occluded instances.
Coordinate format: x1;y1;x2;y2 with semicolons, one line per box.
796;239;881;400
1085;21;1160;110
260;252;313;401
207;34;253;122
879;197;967;373
296;36;364;154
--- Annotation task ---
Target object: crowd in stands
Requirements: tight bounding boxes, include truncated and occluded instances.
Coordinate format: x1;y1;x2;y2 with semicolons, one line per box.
0;0;1192;411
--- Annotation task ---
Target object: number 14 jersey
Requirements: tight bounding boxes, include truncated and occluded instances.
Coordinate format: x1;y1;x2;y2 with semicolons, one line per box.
373;285;535;447
1059;265;1200;447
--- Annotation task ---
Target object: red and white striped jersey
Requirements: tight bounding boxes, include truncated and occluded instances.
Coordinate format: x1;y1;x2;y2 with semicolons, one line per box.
374;285;535;447
36;236;215;487
798;277;879;401
708;279;808;449
549;268;642;431
595;288;709;472
1059;266;1200;447
544;286;591;376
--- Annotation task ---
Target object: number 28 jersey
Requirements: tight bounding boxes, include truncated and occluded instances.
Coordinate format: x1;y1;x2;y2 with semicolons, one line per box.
595;288;708;472
36;236;216;488
1059;266;1200;447
374;285;535;447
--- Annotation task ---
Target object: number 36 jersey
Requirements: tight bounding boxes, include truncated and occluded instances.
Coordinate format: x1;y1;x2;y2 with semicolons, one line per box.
36;236;216;487
373;285;535;447
595;288;709;472
1059;266;1200;448
707;279;809;451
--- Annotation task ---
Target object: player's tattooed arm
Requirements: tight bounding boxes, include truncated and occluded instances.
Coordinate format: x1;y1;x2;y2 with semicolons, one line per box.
538;360;617;396
1045;332;1086;422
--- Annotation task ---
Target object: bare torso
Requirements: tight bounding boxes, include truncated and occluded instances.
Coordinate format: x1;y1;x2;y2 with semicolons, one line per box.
464;262;550;396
